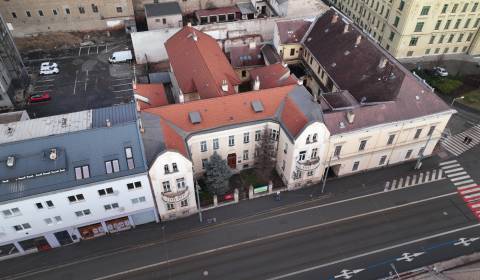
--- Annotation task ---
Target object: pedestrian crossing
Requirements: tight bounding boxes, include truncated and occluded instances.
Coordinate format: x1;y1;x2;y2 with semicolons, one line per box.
384;168;445;192
440;160;479;220
439;124;480;156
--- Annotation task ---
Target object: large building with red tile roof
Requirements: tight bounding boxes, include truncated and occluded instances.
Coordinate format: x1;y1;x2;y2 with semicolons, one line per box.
273;18;312;61
165;26;241;103
133;83;170;111
249;63;298;90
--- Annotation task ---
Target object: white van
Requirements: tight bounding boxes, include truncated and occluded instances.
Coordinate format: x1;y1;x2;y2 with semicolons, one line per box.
109;50;133;64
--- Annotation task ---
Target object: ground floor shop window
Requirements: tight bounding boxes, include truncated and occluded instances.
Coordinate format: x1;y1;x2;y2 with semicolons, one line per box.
78;223;105;239
106;217;131;233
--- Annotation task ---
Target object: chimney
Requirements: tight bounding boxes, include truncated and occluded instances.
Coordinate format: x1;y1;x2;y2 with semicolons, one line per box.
355;35;362;46
221;80;229;92
249;41;256;50
313;90;318;103
192;31;198;41
332;13;339;24
343;24;349;33
187;22;192;27
346;111;355;124
106;119;111;127
253;76;260;91
378;57;388;69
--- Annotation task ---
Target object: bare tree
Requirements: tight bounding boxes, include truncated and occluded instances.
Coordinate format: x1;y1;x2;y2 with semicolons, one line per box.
254;126;277;181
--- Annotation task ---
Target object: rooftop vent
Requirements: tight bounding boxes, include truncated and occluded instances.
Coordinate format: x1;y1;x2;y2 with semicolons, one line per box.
415;95;420;101
6;126;14;136
253;75;260;91
6;156;15;167
339;121;346;129
49;149;57;160
378;57;388;69
106;119;111;127
221;80;229;92
355;35;362;46
343;24;349;33
346;111;355;124
189;111;202;124
332;13;339;24
251;100;264;113
331;62;337;67
344;50;350;56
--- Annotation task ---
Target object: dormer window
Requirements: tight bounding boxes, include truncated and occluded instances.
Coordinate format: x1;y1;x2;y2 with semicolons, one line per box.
312;133;318;142
164;164;170;174
306;135;310;144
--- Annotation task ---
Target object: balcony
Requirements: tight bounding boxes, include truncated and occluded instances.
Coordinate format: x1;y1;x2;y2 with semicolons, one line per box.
161;188;190;203
296;157;321;171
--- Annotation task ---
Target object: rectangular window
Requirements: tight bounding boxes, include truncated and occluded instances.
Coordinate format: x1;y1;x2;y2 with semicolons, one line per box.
445;20;452;29
442;4;448;14
176;178;185;189
202;158;208;169
13;223;31;231
52;9;58;15
75;209;91;217
429;36;436;44
474;19;480;28
255;130;261;141
91;4;98;13
418;147;425;157
38;10;44;16
26;11;31;17
467;33;474;41
454;19;461;29
473;3;479;12
229;136;235;146
67;194;85;203
200;141;207;152
448;34;455;43
387;134;395;145
311;148;318;159
36;202;43;209
427;126;436;136
435;20;442;30
213;138;219;150
243;132;250;143
105;160;120;174
74;165;90;180
414;128;422;139
298;151;306;161
452;3;458;13
98;187;114;196
398;0;405;11
79;7;85;14
393;16;400;27
12;12;17;18
127;181;142;190
307;170;314;177
439;35;445;43
116;7;123;13
162;181;171;192
164;164;170;174
125;147;135;170
462;3;469;13
46;200;54;207
464;18;471;29
352;161;360;171
334;145;342;157
389;32;395;41
281;160;286;171
54;216;62;222
172;163;178;172
270;129;279;141
181;199;188;207
444;47;449;53
167;203;175;210
379;155;387;165
409;37;418;46
243;150;249;160
414;22;424;32
359;140;367;151
162;18;167;24
290;48;295;56
405;149;413;159
65;8;70;14
420;6;430;16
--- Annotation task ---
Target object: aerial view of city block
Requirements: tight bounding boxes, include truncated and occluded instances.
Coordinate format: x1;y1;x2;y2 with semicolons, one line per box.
0;0;480;279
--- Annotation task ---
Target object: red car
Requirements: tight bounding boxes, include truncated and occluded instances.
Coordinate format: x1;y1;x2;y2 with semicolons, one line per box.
28;92;51;103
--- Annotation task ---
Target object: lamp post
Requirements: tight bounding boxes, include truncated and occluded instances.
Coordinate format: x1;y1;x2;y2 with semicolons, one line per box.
195;180;203;223
451;96;464;106
415;128;446;170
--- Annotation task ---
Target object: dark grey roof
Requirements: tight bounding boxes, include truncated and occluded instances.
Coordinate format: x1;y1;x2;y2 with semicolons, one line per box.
92;102;137;128
188;111;201;124
145;2;182;17
261;44;282;65
0;104;147;203
140;112;166;166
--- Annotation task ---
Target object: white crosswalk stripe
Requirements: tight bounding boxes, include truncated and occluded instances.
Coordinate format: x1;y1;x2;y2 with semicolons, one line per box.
384;168;445;192
454;179;474;186
440;124;480;156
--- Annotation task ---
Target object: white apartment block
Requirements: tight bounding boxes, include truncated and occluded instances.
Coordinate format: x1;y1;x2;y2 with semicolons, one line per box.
0;104;158;259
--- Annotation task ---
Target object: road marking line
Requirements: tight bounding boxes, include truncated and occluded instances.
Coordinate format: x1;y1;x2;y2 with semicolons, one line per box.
445;168;464;174
391;179;397;189
448;171;467;177
112;89;133;93
440;160;458;166
459;187;480;195
73;70;79;95
405;176;411;187
454;179;474;186
89;192;459;280
441;163;461;169
463;192;480;200
424;172;429;183
398;178;404;189
438;169;443;179
113;77;132;81
451;175;471;182
458;184;478;190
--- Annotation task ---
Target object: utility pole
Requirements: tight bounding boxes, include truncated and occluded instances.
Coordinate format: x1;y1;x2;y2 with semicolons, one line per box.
195;180;203;223
321;155;333;194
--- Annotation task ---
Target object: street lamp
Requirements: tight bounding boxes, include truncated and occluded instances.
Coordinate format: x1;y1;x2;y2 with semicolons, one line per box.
415;128;446;170
451;96;464;106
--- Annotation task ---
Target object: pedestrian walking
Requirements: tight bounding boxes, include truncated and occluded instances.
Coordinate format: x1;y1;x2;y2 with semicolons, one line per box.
467;136;472;144
464;136;469;143
275;191;281;201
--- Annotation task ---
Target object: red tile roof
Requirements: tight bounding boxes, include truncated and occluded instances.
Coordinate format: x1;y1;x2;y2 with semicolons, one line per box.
229;44;264;68
145;85;297;134
281;96;308;136
276;19;312;44
165;26;241;99
134;83;169;110
195;6;240;17
160;121;189;157
249;64;298;89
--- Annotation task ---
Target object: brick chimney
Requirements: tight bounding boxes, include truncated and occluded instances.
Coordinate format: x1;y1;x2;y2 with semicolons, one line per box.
346;111;355;124
355;35;362;46
221;80;229;92
378;57;388;69
253;76;260;91
343;23;349;33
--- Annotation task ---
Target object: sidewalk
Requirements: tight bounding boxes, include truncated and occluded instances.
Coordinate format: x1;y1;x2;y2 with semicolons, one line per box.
0;153;448;273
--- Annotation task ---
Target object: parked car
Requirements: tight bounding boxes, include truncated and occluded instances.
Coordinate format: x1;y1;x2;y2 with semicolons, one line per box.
40;62;58;70
28;92;51;103
433;66;449;77
109;50;132;64
40;67;59;75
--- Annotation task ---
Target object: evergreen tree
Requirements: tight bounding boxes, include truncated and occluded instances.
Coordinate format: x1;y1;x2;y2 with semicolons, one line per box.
204;152;233;195
254;127;277;181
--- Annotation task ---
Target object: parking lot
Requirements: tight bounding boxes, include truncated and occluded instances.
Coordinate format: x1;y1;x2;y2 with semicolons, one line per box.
23;41;134;118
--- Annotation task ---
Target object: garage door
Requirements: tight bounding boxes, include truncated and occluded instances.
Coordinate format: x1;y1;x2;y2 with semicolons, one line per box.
131;210;156;226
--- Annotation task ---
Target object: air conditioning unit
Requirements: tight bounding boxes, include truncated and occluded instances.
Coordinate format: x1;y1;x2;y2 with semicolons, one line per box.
6;156;15;167
49;149;57;160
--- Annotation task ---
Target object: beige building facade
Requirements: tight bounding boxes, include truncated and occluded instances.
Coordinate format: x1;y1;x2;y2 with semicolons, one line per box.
0;0;135;36
330;0;480;58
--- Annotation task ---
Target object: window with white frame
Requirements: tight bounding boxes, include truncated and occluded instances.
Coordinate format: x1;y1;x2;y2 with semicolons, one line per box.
125;147;135;170
164;164;170;174
243;150;249;160
13;223;31;231
379;155;387;165
284;143;288;154
270;129;279;141
255;130;261;141
387;134;396;145
298;151;306;161
131;196;146;204
414;128;422;139
75;209;91;217
163;181;171;192
352;161;360;171
46;200;54;208
104;203;119;210
67;194;85;203
181;199;188;207
213;138;219;150
172;163;178;172
35;202;44;209
44;218;53;225
293;170;302;180
54;216;62;223
201;141;207;152
167;203;175;210
359;140;367;151
202;159;208;169
98;187;114;196
307;170;314;176
311;148;318;159
127;181;142;190
74;165;90;180
312;133;318;142
105;159;120;174
229;135;235;146
334;145;342;157
244;132;250;143
2;207;21;217
176;178;186;189
405;149;413;159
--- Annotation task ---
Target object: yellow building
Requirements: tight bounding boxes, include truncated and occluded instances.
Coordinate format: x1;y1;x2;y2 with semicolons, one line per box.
329;0;480;58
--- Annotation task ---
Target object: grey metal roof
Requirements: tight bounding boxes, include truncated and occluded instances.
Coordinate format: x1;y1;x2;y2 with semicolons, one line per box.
0;104;147;203
237;2;256;14
188;111;202;124
145;2;182;17
140;112;166;166
92;102;137;128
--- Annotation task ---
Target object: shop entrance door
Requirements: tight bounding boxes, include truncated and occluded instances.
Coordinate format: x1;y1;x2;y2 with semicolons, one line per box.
54;230;74;246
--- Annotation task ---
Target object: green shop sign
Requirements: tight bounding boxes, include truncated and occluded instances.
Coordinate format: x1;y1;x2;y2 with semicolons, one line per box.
253;186;268;194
